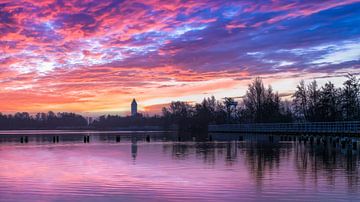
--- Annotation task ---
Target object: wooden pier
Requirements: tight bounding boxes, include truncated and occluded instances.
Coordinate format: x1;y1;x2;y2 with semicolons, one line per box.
208;121;360;135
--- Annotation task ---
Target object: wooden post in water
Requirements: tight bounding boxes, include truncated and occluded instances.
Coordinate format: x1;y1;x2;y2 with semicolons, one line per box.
310;136;314;145
352;140;357;150
341;139;346;149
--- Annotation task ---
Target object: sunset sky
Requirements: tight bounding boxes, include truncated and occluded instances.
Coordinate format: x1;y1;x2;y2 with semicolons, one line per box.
1;0;359;115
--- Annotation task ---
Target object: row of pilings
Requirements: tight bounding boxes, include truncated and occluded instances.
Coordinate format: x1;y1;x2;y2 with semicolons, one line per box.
20;136;28;143
273;134;359;150
19;136;61;144
18;135;152;144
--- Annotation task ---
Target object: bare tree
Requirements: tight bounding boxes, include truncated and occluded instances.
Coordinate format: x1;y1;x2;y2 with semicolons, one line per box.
341;74;360;121
318;82;341;121
292;80;308;121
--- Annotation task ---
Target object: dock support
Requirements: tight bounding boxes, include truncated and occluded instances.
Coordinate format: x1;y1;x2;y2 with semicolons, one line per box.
310;136;314;145
84;136;90;143
341;139;346;149
352;141;357;150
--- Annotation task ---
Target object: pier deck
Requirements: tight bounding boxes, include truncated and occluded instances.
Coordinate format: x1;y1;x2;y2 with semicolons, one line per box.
208;122;360;135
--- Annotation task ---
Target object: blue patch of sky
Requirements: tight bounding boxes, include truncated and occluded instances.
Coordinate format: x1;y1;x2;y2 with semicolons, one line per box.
220;5;242;19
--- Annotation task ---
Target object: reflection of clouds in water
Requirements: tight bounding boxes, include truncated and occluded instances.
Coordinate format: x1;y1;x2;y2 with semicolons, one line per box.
0;133;359;201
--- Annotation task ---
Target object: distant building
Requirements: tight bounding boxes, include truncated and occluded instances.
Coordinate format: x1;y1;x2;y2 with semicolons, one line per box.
131;98;137;116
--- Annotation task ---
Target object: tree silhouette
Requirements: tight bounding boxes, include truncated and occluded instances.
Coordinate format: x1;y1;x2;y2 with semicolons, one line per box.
341;74;360;121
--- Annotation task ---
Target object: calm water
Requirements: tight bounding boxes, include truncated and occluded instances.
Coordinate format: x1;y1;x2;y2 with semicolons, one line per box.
0;131;359;202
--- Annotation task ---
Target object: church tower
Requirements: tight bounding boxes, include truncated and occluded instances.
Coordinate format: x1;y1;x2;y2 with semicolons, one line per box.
131;98;137;116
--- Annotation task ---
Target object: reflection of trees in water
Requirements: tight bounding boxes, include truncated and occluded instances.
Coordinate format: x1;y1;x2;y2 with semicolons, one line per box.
194;142;238;165
242;142;285;188
161;143;191;160
162;141;239;164
161;139;360;192
194;142;216;165
225;142;237;164
172;143;191;160
294;143;360;192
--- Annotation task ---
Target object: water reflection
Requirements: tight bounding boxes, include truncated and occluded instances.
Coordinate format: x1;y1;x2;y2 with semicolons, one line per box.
131;137;138;160
0;132;359;201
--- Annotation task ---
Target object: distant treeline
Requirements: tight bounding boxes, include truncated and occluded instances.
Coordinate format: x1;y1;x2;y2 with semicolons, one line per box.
0;111;88;129
0;74;359;131
0;111;165;130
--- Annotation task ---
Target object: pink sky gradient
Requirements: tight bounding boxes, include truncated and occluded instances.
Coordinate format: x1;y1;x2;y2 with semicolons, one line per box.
0;0;359;114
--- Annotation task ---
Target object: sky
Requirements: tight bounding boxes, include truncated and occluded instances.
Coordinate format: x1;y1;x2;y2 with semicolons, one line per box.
0;0;359;115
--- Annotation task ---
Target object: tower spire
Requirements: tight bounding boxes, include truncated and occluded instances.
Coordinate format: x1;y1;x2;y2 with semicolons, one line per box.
131;98;137;116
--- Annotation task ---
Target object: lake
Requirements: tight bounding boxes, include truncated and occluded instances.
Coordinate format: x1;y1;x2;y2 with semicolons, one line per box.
0;131;359;201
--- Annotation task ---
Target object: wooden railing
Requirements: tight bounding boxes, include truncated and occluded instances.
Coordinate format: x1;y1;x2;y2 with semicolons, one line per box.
208;122;360;134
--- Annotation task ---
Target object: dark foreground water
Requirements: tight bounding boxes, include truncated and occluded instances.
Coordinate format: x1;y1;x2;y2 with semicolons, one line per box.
0;131;359;202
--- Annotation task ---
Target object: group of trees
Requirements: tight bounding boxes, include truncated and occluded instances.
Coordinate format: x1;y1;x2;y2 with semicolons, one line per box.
162;97;228;131
0;74;358;131
91;114;163;129
241;77;292;123
162;74;359;131
161;77;293;131
293;74;360;122
0;112;87;129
